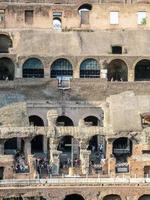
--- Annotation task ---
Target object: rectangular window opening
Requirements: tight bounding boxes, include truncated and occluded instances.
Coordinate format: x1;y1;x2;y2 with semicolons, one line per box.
110;11;119;25
0;10;5;24
25;10;33;25
112;46;122;54
137;11;146;25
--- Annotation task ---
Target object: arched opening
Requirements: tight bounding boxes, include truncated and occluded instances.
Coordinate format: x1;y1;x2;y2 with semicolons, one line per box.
31;135;44;154
0;34;12;53
58;136;80;170
138;195;150;200
80;59;100;78
29;115;44;126
4;138;24;155
50;58;73;78
22;58;44;78
78;4;92;25
56;116;74;126
4;138;28;173
135;59;150;81
107;59;128;81
84;116;100;126
113;137;132;173
0;57;15;80
64;194;85;200
88;135;105;169
53;17;62;30
103;194;121;200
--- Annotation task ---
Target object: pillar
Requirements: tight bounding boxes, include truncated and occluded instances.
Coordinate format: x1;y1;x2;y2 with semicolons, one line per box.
0;139;5;155
100;69;108;79
128;69;134;82
24;138;31;158
43;136;48;154
80;139;90;175
49;137;61;175
47;109;58;127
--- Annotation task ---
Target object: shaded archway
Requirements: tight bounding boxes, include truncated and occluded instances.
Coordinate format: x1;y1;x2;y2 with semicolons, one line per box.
56;116;74;126
135;59;150;81
23;58;44;78
0;34;12;53
4;138;24;155
84;116;100;126
64;194;85;200
50;58;73;78
0;57;15;80
31;135;44;154
88;135;105;166
103;194;121;200
29;115;44;126
107;59;128;81
58;136;80;169
113;137;132;173
53;17;62;30
80;58;100;78
138;195;150;200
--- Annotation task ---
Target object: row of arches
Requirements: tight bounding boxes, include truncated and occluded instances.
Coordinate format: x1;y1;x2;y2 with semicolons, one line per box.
29;115;101;127
2;194;150;200
0;57;150;81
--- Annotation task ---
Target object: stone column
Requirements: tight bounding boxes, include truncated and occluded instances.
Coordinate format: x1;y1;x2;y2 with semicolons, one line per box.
47;109;58;127
128;69;134;82
80;139;90;175
24;138;31;158
0;139;5;155
43;136;48;154
100;69;108;79
49;137;61;175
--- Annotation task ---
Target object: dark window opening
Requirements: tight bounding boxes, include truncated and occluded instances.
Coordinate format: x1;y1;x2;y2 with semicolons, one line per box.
135;59;150;81
25;10;33;24
0;167;4;180
143;150;150;154
107;59;128;81
141;113;150;128
29;115;44;126
0;10;5;24
4;138;24;155
112;46;122;54
64;194;84;200
103;194;121;200
56;116;74;126
84;116;100;126
80;59;100;78
0;57;15;80
88;135;105;165
51;59;73;78
0;34;12;53
31;135;43;154
138;195;150;200
23;58;44;78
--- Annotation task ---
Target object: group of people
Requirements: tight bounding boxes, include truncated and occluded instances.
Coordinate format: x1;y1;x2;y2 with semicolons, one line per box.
15;151;29;173
35;157;52;178
60;157;81;169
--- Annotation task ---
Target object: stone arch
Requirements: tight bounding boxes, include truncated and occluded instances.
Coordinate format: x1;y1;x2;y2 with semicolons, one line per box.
53;17;62;30
50;58;73;78
107;59;128;81
78;3;92;13
29;115;44;126
84;115;100;126
64;194;85;200
56;116;74;126
0;34;12;53
0;57;15;80
22;58;44;78
103;194;121;200
80;58;100;78
138;195;150;200
135;59;150;81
